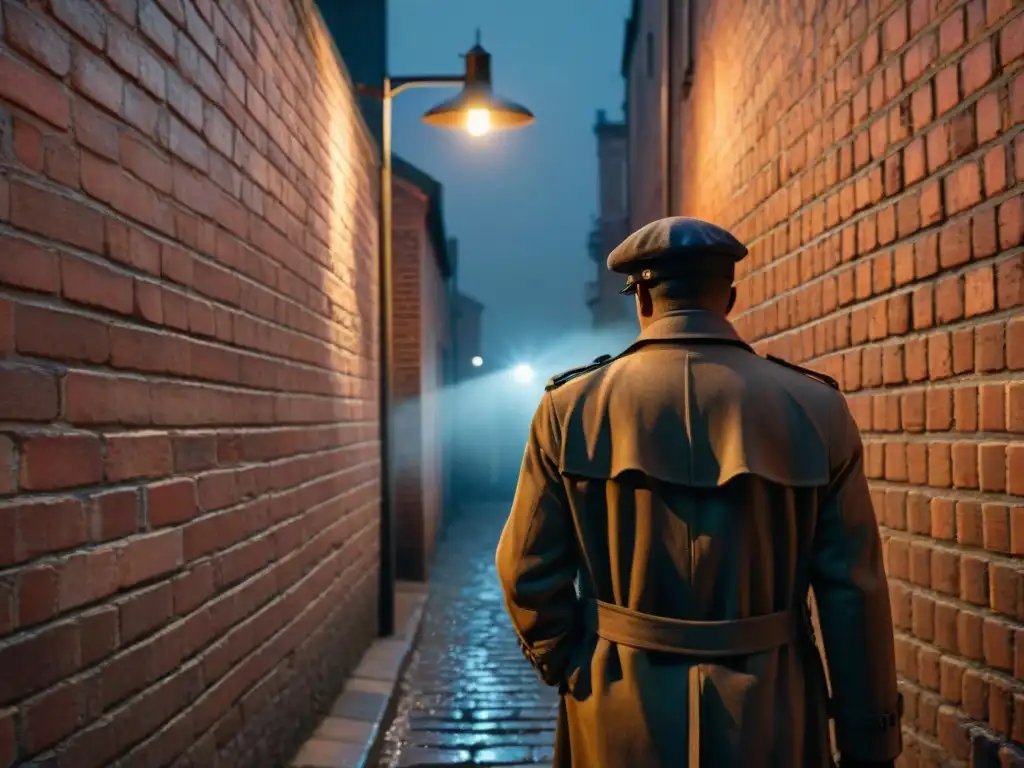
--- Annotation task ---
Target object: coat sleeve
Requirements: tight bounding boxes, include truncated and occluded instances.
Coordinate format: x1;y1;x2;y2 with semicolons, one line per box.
495;392;579;687
810;397;902;763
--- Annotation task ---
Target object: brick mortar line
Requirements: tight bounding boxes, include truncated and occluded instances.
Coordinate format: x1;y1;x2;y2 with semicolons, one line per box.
771;0;1020;156
739;241;1023;316
0;467;380;587
891;641;1023;694
0;446;382;522
732;153;1024;306
179;454;380;535
893;675;1019;736
737;256;1024;352
726;6;1022;228
0;497;379;725
880;527;1022;565
862;431;1024;443
72;539;379;767
239;2;380;160
181;476;378;597
58;421;382;437
847;368;1024;394
0;543;380;752
885;578;1022;628
0;417;382;437
891;727;966;761
866;478;1021;502
733;114;1019;276
736;246;1023;342
0;470;381;627
4;349;378;404
0;155;373;333
0;220;376;366
745;311;1023;374
732;121;1019;267
97;16;376;233
0;349;379;408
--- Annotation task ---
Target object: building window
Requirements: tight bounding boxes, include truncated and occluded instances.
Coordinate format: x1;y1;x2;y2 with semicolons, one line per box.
646;31;654;78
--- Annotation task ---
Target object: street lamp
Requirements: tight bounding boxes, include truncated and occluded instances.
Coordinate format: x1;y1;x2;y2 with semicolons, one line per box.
365;32;534;637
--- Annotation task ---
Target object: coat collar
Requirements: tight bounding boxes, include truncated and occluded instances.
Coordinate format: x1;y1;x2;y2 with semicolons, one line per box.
632;310;750;350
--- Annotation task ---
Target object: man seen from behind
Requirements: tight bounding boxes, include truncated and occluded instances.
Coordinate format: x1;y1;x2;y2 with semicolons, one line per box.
495;217;903;768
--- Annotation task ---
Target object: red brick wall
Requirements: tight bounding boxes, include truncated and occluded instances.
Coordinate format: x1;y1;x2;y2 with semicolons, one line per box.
391;174;448;581
0;0;381;765
658;0;1023;762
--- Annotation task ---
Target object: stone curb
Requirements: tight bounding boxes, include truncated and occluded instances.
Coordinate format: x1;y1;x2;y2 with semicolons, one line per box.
291;582;429;768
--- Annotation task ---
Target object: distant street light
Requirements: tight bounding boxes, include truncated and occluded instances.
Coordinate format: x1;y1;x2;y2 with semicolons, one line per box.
471;356;484;367
512;364;535;384
361;31;535;637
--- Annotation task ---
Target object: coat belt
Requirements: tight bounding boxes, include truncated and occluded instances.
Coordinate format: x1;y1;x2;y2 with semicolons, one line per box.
583;599;799;656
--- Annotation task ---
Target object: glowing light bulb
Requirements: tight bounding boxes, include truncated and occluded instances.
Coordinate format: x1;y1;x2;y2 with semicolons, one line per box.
471;356;483;367
466;108;491;136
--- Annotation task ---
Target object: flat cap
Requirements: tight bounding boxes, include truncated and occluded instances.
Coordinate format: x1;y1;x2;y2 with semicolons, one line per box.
607;217;748;295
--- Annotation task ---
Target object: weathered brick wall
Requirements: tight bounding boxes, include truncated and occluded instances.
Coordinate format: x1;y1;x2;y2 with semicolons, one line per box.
0;0;381;765
391;174;447;581
669;0;1022;762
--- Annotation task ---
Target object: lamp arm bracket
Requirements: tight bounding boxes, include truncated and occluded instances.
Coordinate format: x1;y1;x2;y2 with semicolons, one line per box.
356;75;467;101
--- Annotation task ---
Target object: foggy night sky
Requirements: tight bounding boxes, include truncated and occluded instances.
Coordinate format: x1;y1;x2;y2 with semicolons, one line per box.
388;1;632;368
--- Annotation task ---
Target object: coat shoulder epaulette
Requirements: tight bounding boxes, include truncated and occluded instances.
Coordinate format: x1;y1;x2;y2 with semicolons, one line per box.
765;354;840;390
545;354;614;392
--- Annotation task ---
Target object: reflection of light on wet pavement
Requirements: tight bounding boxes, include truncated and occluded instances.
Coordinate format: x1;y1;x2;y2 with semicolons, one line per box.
379;503;558;766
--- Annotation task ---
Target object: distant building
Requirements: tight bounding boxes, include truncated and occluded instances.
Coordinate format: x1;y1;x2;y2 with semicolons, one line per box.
585;110;632;329
620;0;667;231
391;156;452;582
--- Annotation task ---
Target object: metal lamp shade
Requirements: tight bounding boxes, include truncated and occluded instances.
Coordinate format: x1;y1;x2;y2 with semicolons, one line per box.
421;89;535;131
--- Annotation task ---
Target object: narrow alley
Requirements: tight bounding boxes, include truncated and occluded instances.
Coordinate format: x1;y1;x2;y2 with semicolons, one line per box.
379;503;559;767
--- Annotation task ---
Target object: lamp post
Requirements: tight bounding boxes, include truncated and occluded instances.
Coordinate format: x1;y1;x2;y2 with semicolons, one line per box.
362;32;534;636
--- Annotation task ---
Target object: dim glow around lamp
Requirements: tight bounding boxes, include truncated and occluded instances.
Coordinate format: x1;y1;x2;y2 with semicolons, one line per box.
512;364;534;384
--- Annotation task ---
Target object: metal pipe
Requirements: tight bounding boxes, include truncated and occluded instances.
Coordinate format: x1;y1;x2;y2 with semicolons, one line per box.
375;73;464;637
377;78;396;637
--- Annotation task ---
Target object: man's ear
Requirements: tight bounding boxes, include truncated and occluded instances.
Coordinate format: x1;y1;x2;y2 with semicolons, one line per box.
726;286;737;314
637;284;655;318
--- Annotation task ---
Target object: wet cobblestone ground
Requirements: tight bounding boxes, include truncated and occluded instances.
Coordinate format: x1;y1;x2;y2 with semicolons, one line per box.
379;502;558;767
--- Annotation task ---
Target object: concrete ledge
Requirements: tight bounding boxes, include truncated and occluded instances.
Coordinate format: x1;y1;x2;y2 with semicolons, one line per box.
291;582;428;768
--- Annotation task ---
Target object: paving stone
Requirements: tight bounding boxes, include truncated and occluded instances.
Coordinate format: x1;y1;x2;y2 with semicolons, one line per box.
396;747;473;766
292;738;367;767
331;690;389;722
347;677;394;695
380;503;558;766
472;746;534;764
313;717;375;743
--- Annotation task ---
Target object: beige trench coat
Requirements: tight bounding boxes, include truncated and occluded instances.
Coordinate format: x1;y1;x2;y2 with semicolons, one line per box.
495;311;902;768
